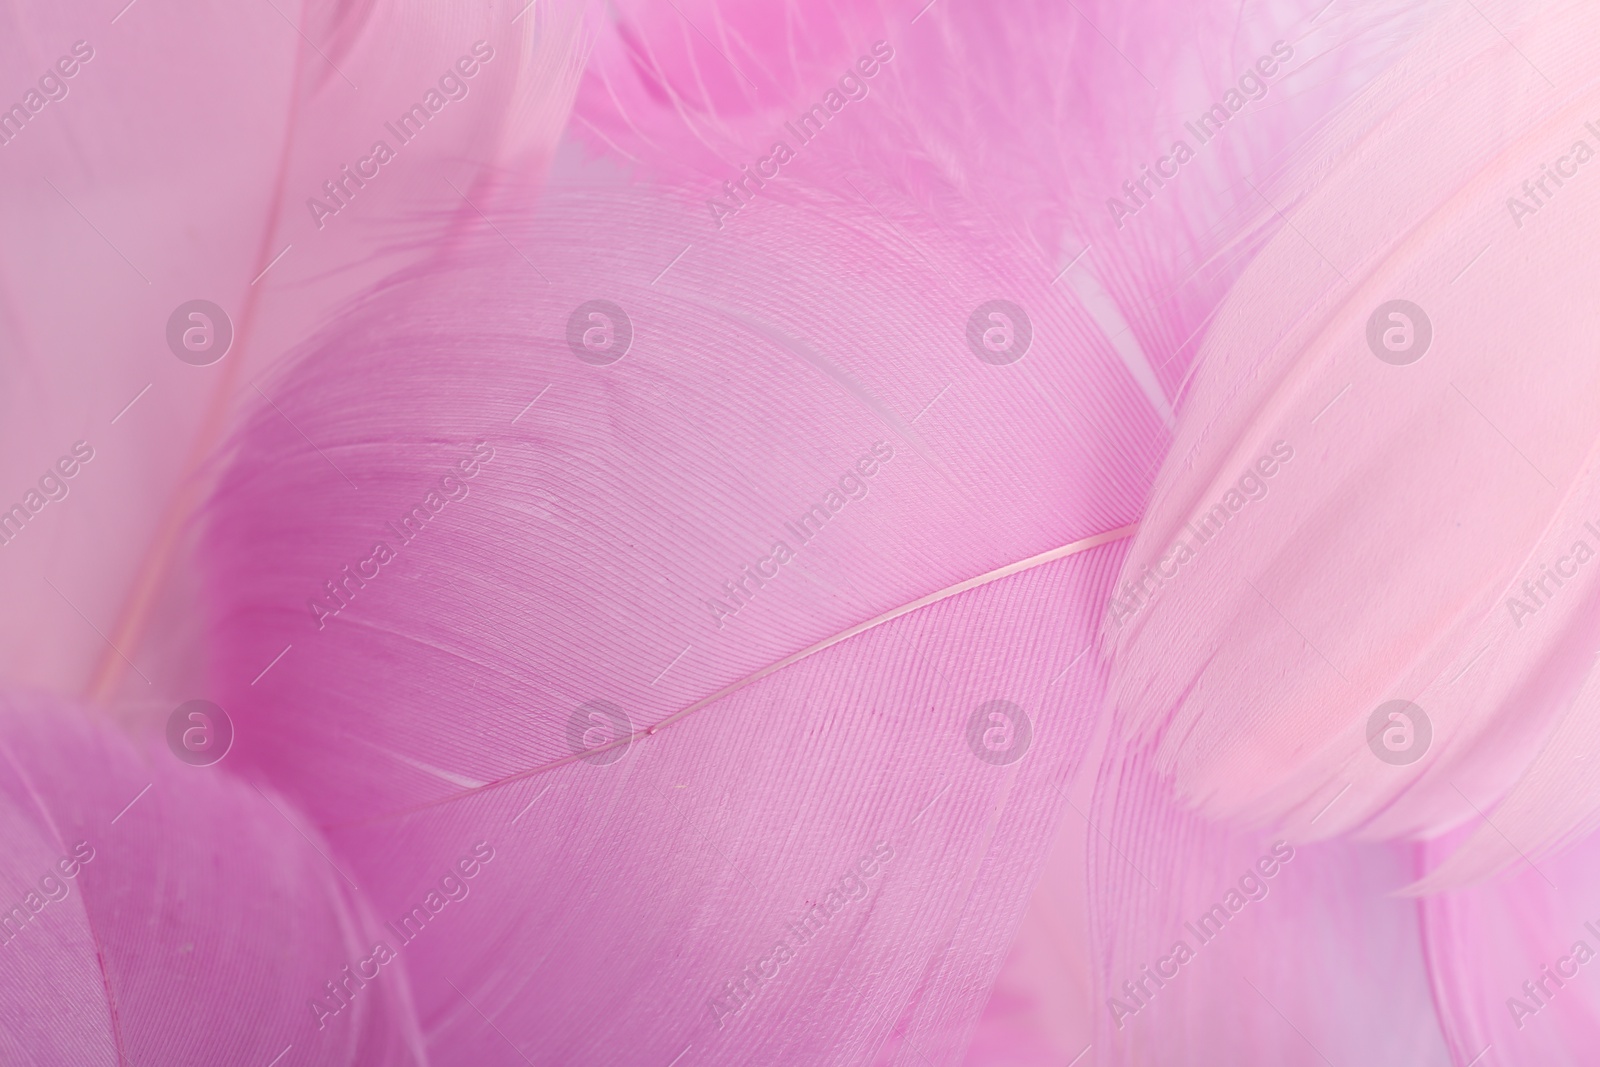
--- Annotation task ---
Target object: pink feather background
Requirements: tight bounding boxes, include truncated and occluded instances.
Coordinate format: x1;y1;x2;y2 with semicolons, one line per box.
2;0;1597;1064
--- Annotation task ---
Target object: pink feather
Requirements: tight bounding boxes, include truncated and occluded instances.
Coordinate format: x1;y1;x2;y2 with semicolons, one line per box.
0;689;423;1064
1099;0;1600;1060
0;0;580;703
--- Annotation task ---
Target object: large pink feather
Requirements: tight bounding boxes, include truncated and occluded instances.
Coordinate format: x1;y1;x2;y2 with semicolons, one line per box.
200;170;1155;1062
